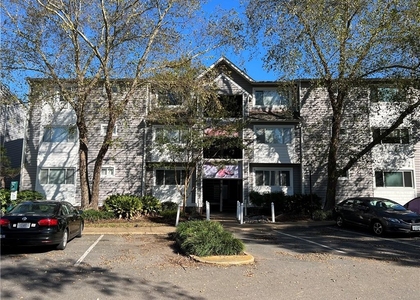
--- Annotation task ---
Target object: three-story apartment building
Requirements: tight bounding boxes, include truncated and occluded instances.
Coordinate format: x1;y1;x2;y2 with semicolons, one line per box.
19;57;420;210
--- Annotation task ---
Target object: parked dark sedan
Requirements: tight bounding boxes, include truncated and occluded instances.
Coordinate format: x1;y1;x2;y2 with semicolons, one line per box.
334;197;420;236
0;200;84;250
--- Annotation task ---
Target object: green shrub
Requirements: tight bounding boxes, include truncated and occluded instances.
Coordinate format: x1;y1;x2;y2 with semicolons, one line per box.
249;191;267;207
175;220;245;256
1;189;45;213
140;195;162;215
161;201;179;211
312;209;333;221
82;209;115;222
17;190;45;201
103;194;143;219
160;209;179;221
249;191;322;216
0;189;9;213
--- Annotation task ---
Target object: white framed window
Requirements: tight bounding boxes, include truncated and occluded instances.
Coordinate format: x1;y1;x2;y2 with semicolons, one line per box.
155;169;186;185
372;128;409;144
255;126;292;144
39;168;75;185
254;89;290;107
43;126;76;142
370;86;406;103
154;127;186;144
101;124;118;136
375;171;413;187
255;169;291;187
101;166;115;177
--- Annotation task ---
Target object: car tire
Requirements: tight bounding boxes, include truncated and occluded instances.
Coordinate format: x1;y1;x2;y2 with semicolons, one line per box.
57;229;69;250
76;222;84;238
371;220;385;236
336;215;345;227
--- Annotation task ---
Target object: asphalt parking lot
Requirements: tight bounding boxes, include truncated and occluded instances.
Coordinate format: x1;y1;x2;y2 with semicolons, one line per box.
1;222;420;300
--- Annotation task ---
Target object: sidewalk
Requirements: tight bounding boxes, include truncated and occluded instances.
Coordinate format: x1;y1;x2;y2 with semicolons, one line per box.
83;216;335;235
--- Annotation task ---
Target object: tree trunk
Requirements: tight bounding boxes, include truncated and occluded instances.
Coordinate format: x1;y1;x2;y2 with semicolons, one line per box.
78;131;91;208
324;90;344;211
90;147;108;209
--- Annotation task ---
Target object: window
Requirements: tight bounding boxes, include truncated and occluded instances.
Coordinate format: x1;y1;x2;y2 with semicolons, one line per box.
372;128;409;144
61;205;69;215
43;126;76;142
39;168;75;185
156;169;186;185
255;170;290;187
155;127;186;144
255;126;292;144
213;95;242;118
101;124;118;136
375;171;413;187
203;136;242;159
157;91;182;106
101;167;115;177
254;89;290;106
370;86;406;102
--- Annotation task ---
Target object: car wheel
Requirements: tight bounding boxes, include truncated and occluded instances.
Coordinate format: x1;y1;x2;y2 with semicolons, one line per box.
371;220;385;236
76;222;84;238
336;215;345;227
57;229;69;250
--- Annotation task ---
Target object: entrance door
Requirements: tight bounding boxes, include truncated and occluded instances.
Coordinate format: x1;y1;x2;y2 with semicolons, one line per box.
202;179;242;212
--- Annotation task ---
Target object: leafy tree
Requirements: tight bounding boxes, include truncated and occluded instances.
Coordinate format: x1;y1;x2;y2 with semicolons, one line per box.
240;0;420;210
148;62;247;211
1;0;218;209
0;146;20;189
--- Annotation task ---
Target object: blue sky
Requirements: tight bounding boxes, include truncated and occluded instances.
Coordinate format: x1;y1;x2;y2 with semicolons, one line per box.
202;0;277;81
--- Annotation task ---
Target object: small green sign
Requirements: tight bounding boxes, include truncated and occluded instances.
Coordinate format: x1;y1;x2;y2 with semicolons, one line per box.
10;181;18;192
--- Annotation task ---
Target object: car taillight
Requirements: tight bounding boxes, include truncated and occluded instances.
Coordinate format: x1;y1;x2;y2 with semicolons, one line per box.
38;218;59;226
0;218;10;227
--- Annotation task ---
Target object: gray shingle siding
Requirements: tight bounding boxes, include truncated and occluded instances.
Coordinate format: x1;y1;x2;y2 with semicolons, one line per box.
20;59;419;208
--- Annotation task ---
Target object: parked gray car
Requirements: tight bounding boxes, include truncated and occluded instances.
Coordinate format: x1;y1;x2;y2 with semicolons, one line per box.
334;197;420;236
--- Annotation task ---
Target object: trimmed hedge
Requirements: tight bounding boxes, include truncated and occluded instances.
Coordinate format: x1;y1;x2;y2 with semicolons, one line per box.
82;209;115;222
175;220;244;256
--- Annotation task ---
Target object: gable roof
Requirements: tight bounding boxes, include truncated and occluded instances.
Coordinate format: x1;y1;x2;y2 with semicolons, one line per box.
202;56;255;83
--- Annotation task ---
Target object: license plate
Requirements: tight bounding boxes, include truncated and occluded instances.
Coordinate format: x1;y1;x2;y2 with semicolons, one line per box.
0;235;5;238
412;225;420;231
17;223;30;229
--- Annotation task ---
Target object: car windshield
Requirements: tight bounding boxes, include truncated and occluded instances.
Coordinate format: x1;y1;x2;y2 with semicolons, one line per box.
370;199;406;211
9;203;56;215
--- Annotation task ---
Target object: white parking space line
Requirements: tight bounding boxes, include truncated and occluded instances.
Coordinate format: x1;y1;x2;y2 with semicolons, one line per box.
74;234;104;267
331;227;420;249
273;230;347;254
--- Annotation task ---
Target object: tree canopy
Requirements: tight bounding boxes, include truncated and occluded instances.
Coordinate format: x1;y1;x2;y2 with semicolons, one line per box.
0;0;221;209
240;0;420;209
